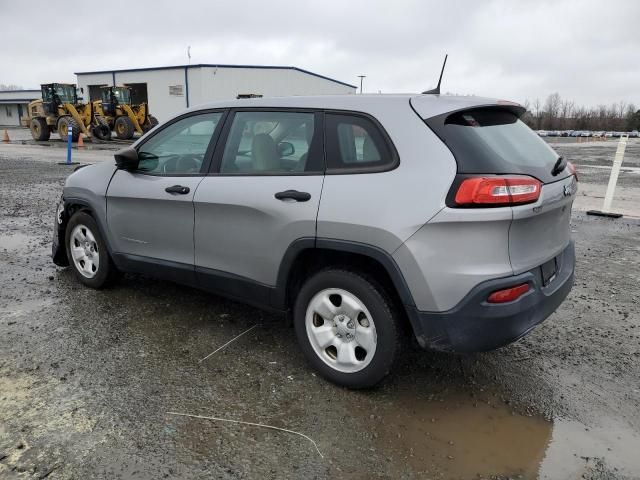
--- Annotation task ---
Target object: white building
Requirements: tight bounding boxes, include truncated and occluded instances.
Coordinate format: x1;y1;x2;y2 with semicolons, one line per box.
75;64;357;122
0;89;40;126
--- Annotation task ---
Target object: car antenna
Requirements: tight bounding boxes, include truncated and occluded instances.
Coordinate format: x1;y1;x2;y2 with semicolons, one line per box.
422;54;448;95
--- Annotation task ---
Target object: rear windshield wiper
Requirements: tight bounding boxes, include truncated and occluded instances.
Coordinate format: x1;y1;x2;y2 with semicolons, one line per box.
551;156;566;176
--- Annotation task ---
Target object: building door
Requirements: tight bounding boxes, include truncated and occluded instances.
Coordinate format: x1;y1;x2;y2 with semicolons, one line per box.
126;83;148;105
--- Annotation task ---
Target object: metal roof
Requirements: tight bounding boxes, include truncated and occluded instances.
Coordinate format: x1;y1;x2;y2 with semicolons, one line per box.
74;64;357;89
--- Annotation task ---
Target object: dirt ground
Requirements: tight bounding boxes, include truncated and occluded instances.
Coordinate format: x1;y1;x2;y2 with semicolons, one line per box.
0;133;639;479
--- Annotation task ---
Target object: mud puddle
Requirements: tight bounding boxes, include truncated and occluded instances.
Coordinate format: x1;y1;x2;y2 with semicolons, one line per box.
371;389;640;479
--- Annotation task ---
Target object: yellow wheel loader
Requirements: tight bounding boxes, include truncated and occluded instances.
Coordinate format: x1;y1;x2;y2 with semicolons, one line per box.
93;86;158;140
21;83;111;142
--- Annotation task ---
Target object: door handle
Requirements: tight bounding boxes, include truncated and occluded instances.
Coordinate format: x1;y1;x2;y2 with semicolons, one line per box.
274;190;311;202
165;185;190;195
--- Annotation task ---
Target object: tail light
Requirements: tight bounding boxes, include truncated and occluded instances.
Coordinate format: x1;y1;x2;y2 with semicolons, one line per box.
454;175;541;206
487;283;530;303
567;161;578;181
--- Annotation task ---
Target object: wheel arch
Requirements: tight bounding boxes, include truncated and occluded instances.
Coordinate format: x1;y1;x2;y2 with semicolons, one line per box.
62;198;115;256
275;238;419;336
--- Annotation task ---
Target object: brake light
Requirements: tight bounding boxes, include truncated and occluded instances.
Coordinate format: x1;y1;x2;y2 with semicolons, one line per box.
454;176;541;206
487;283;530;303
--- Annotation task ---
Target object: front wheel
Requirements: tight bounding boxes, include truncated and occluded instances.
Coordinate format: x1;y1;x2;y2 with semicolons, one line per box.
64;212;118;288
57;116;80;142
114;116;134;140
293;269;402;388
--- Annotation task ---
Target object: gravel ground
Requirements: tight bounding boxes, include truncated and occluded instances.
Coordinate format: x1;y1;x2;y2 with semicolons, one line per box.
0;138;639;479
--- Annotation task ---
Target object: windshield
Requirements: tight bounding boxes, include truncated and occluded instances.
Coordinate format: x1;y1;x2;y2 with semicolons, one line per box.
426;108;567;184
54;85;76;104
112;87;131;104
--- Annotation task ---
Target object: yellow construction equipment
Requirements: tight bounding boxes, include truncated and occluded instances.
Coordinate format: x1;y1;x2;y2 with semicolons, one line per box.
93;86;158;140
21;83;111;141
21;84;108;141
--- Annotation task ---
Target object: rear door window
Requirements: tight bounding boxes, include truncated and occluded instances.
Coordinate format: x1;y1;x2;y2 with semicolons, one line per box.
218;111;323;174
426;108;566;184
325;113;397;173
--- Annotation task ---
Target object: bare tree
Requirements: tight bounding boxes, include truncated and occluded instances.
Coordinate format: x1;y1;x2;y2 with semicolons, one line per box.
523;93;638;131
543;93;562;130
532;98;542;130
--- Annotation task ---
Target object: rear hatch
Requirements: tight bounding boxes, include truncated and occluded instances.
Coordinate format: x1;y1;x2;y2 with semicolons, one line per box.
413;97;576;274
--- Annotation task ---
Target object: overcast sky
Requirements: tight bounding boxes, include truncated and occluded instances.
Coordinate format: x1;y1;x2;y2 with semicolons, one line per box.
2;0;638;107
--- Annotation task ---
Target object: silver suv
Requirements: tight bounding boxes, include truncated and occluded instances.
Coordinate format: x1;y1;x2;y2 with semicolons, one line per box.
52;95;576;388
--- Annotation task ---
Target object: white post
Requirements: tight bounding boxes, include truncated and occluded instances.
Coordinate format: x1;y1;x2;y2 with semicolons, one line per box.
601;134;628;213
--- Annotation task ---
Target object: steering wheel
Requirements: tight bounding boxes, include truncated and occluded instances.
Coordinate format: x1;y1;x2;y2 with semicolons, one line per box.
161;153;205;174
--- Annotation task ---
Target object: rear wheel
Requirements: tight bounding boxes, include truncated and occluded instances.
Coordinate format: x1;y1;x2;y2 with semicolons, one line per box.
65;212;118;289
30;117;50;141
57;116;80;142
114;116;134;140
293;269;402;388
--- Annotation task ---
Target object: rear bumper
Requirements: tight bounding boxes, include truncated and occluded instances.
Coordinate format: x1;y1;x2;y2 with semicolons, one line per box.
407;241;575;353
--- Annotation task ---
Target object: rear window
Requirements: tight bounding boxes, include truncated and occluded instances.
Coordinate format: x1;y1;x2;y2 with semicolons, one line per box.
426;108;564;184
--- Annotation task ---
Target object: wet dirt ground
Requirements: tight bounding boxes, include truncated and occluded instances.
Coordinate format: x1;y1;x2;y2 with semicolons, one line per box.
0;137;639;479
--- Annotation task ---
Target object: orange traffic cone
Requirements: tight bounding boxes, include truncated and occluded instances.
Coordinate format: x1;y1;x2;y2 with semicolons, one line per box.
77;133;85;149
2;129;9;143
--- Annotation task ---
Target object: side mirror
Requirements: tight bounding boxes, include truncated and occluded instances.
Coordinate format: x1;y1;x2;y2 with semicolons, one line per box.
114;146;139;170
277;141;295;157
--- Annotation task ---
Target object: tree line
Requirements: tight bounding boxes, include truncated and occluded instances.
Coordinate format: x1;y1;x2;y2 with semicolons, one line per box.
522;93;640;132
0;84;24;91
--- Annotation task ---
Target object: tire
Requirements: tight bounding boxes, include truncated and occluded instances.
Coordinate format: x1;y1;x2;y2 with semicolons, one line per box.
114;116;134;140
64;212;118;289
30;117;50;141
57;116;80;142
293;269;402;388
92;118;111;140
142;115;159;133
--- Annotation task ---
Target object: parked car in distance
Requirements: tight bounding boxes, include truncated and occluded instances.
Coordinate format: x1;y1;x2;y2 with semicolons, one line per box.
570;130;582;137
52;94;577;388
580;131;592;137
537;130;549;137
605;131;615;138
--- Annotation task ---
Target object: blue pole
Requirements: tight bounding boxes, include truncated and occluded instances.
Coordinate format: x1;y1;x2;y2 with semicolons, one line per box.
66;126;72;164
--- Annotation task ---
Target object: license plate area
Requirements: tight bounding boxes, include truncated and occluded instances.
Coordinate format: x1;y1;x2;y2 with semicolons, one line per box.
541;257;557;286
